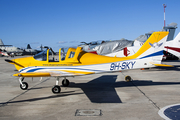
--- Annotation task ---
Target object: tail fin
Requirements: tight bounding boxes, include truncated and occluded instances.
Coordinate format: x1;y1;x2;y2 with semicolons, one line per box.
165;32;180;47
172;32;180;44
0;39;4;45
0;39;12;46
27;44;32;49
130;31;169;63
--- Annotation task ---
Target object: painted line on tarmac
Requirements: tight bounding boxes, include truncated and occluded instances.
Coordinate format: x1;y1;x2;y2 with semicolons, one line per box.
131;80;160;110
120;72;160;110
159;103;180;120
0;77;50;107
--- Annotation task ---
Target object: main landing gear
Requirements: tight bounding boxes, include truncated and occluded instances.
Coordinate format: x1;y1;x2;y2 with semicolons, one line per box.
52;77;70;94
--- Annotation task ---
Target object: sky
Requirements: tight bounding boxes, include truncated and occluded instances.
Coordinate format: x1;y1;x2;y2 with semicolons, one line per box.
0;0;180;52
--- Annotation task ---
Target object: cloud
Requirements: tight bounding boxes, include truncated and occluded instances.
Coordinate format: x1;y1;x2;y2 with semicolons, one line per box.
70;40;80;43
57;41;67;44
57;41;80;44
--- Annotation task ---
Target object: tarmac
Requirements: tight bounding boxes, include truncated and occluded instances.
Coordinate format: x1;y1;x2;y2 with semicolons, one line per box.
0;56;180;120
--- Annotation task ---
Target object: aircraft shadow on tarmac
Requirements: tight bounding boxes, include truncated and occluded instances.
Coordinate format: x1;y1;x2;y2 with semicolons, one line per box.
70;75;180;103
0;91;83;106
1;75;180;105
70;75;122;103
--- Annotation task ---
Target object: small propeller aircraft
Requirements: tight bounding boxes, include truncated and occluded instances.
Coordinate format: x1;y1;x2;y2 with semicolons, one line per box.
5;31;172;94
0;39;24;56
23;44;40;55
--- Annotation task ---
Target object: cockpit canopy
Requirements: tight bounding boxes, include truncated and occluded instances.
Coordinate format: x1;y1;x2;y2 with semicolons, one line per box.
33;47;83;63
33;49;47;61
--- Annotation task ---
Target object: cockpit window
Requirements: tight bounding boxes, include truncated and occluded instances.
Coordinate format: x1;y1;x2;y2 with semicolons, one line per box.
49;50;59;62
33;50;47;61
68;51;75;58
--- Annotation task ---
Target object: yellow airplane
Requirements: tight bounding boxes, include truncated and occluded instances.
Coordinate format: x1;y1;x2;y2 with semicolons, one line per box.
5;31;172;93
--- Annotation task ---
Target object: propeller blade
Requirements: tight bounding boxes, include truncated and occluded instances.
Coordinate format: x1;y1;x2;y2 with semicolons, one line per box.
5;59;25;68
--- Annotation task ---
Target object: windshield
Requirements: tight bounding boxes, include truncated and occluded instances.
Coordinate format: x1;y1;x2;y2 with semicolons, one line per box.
33;49;47;61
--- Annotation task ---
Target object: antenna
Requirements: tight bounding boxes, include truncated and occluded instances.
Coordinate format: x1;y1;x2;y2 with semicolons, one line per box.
163;4;167;27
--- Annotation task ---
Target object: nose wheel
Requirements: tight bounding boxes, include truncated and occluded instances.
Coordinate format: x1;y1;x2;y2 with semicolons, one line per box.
20;82;28;90
19;77;28;90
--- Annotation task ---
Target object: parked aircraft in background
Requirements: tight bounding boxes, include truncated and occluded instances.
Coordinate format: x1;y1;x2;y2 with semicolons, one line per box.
105;40;142;57
0;49;9;57
103;23;179;60
78;40;109;52
23;44;42;55
86;33;151;57
0;39;24;56
5;31;172;94
164;32;180;60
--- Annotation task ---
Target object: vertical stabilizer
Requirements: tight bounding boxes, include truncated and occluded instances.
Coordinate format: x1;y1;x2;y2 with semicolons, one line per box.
130;32;169;63
163;22;177;41
165;32;180;48
27;44;32;49
0;39;4;45
172;32;180;43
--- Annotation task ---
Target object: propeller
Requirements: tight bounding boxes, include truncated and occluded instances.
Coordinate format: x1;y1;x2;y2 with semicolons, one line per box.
5;59;25;68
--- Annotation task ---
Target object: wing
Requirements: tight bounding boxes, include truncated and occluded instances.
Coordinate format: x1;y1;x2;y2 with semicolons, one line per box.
13;70;95;77
13;72;51;77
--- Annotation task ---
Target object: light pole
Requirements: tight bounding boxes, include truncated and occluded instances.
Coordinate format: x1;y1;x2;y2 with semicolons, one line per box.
163;4;167;27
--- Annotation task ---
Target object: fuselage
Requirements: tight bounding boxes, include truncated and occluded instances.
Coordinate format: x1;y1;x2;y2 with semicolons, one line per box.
0;46;23;55
6;31;169;77
10;46;155;77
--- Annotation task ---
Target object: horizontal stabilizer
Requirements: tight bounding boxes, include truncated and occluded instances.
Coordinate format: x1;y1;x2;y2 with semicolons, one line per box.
150;62;174;67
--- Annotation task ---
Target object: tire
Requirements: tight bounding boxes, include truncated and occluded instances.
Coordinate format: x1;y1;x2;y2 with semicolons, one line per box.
52;85;61;94
20;82;28;90
62;79;69;87
125;76;131;82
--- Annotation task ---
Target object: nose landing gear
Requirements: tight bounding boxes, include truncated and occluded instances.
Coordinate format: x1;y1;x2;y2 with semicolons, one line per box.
19;77;28;90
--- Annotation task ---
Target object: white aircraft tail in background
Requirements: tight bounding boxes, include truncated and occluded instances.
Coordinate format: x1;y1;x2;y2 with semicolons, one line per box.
164;32;180;59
